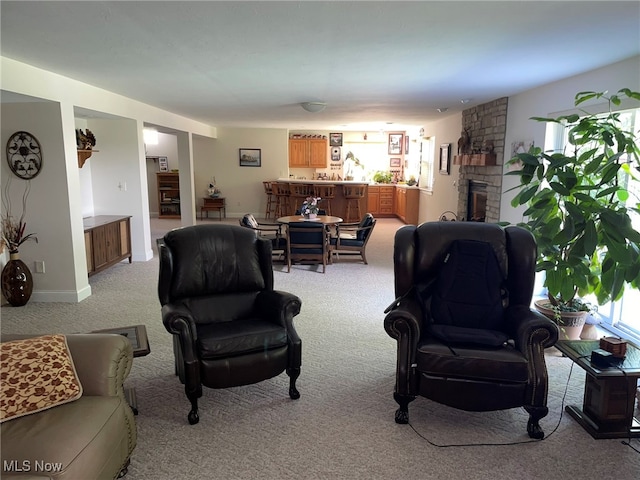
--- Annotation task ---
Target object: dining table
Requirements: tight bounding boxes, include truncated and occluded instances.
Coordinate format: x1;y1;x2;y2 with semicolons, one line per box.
277;215;343;265
276;215;343;225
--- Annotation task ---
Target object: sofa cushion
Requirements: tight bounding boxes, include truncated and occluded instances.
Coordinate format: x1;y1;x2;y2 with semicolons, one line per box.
0;334;82;423
0;396;130;479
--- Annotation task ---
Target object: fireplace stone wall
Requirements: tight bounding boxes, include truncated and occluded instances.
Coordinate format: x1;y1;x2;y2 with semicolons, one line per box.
456;97;508;223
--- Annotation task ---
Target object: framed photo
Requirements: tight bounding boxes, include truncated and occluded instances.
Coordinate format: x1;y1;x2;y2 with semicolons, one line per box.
158;156;168;172
389;134;403;155
239;148;261;167
439;143;451;174
331;147;341;161
329;133;343;146
390;157;402;168
404;136;410;155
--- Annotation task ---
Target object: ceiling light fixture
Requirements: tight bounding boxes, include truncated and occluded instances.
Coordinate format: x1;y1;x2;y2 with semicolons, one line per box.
300;102;327;113
437;107;448;113
460;98;471;104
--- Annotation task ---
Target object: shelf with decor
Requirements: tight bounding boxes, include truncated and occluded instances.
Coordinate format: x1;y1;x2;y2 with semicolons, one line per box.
157;172;181;218
77;149;99;168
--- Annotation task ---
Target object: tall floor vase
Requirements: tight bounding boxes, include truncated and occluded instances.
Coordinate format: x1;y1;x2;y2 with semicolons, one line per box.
1;252;33;306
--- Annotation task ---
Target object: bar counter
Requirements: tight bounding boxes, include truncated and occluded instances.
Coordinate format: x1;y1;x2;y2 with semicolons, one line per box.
274;178;369;221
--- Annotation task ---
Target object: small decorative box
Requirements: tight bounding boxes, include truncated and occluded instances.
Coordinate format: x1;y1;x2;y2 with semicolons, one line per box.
599;337;627;358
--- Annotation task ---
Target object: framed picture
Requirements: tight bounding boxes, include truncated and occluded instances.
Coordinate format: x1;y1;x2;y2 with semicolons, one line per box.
329;133;343;146
389;134;403;155
404;136;410;155
390;157;402;168
158;156;168;172
239;148;261;167
331;147;341;161
439;143;451;174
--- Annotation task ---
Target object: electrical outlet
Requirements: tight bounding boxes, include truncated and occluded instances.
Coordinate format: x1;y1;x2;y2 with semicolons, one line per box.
34;261;45;273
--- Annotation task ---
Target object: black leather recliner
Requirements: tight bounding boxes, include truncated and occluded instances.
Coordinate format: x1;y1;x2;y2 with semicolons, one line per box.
157;224;302;424
384;222;558;439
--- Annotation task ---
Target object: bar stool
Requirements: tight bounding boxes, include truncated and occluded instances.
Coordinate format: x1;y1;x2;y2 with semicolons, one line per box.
263;181;275;219
343;184;367;222
289;183;313;215
313;184;336;216
272;181;291;218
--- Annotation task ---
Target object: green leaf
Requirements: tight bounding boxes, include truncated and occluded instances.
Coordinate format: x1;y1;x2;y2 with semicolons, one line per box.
549;181;571;195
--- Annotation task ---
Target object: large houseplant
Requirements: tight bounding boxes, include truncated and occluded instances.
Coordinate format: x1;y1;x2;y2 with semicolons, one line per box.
507;88;640;334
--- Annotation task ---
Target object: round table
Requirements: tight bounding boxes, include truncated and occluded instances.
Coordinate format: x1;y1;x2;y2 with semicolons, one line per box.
276;215;343;225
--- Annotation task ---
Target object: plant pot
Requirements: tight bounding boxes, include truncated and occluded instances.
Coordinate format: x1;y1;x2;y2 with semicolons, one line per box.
304;213;317;220
1;252;34;307
534;299;588;340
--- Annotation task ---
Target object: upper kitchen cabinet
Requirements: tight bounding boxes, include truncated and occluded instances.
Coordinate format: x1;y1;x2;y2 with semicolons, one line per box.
289;138;327;168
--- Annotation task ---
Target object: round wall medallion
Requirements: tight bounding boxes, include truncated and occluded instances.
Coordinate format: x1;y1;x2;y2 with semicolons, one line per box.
6;131;43;179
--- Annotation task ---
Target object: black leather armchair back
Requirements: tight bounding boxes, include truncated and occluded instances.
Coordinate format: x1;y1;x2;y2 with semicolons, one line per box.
395;221;536;310
158;224;273;305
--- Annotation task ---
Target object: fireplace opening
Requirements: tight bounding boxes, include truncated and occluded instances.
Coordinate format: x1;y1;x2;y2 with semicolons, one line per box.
467;181;488;222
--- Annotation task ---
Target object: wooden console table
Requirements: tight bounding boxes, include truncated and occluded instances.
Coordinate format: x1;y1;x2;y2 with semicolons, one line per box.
200;197;226;220
83;215;132;276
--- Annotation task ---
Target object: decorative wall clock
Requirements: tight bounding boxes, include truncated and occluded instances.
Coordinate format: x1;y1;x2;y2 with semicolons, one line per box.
6;131;43;179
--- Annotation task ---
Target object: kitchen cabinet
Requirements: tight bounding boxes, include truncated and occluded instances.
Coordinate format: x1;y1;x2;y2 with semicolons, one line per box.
367;185;395;216
84;215;132;276
394;187;419;224
157;172;180;218
379;186;395;215
288;138;327;168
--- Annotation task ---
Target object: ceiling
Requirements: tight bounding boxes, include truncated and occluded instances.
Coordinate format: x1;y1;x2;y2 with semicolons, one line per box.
1;1;639;132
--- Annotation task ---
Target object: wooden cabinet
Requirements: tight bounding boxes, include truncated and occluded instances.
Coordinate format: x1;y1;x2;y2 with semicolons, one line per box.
367;186;380;214
379;186;395;215
157;172;180;218
288;138;328;168
84;215;132;276
394;187;419;224
367;185;395;216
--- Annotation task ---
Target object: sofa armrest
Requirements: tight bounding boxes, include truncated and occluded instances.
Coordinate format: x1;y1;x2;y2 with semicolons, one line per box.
65;334;133;397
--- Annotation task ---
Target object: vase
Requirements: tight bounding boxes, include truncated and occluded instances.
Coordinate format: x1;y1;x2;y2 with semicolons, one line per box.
304;213;317;219
1;252;34;306
534;299;587;340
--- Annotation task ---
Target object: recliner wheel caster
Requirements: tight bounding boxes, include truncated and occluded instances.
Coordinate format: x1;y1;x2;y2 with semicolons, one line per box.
188;409;199;425
395;408;409;424
527;418;544;439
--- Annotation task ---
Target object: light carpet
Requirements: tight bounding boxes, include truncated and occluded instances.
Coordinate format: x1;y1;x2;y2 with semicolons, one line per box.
2;217;639;479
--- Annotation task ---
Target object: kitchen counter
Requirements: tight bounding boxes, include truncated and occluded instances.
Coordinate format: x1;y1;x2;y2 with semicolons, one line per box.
279;178;369;185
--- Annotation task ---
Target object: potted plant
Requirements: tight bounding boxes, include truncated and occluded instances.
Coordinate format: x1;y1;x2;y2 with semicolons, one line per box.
300;196;321;219
507;88;640;338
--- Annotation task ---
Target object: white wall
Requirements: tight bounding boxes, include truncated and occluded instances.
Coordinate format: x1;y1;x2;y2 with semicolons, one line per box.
418;113;462;222
2;101;91;302
204;127;289;218
501;55;640;224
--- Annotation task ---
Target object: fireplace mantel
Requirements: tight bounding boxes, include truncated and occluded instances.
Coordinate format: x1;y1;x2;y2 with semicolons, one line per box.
453;153;496;166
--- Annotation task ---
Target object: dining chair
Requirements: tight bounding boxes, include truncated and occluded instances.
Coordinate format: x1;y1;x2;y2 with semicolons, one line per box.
239;213;286;261
285;221;328;273
329;213;376;264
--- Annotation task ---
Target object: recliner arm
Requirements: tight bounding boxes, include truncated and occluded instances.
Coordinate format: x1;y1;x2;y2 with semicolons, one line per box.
161;303;199;365
384;298;423;396
504;305;559;356
255;290;302;329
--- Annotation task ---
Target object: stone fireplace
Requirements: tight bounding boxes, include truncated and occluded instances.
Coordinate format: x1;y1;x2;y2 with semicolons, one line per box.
456;97;507;223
